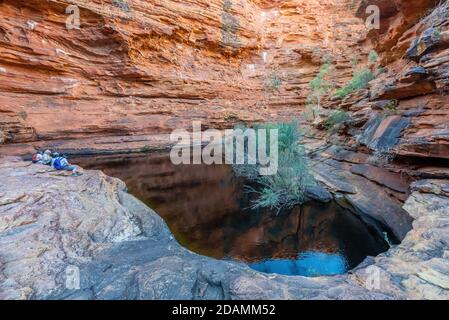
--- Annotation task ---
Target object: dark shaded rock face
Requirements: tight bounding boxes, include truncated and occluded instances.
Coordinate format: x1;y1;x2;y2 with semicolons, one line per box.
309;157;412;241
370;78;437;101
357;114;410;153
350;164;409;193
1;157;449;300
400;67;429;83
332;1;449;164
407;28;443;62
305;185;333;203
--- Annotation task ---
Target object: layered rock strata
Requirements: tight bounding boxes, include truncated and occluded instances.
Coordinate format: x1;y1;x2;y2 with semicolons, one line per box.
0;0;367;148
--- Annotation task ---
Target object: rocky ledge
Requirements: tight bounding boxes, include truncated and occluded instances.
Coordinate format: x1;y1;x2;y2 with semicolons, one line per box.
1;156;449;300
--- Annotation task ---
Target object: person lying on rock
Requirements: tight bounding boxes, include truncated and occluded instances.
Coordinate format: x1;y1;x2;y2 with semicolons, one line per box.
51;156;81;176
32;152;43;164
32;150;82;176
42;149;55;165
32;150;57;165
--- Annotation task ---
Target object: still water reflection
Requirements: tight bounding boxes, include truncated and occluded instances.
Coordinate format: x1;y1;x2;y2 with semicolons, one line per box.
75;153;389;277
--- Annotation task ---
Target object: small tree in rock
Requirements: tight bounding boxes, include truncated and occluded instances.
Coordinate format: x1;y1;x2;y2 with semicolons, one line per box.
306;61;333;120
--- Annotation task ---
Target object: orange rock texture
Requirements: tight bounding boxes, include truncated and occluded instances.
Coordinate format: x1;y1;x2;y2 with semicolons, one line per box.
0;0;447;163
0;0;369;146
348;0;449;160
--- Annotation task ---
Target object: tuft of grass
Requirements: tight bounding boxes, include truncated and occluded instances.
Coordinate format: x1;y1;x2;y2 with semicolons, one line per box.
233;122;315;212
433;28;442;40
18;111;28;120
377;66;386;75
302;104;320;122
334;68;375;99
368;147;396;166
112;0;130;12
264;72;283;93
250;148;313;211
224;112;240;121
368;50;379;63
351;57;359;71
381;100;398;117
323;110;351;132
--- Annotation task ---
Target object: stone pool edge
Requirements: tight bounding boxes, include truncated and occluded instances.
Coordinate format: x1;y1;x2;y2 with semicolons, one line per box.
0;156;448;300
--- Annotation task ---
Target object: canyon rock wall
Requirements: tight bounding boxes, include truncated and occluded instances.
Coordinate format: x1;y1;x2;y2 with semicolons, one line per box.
357;0;449;161
304;0;448;213
0;0;368;147
324;0;449;163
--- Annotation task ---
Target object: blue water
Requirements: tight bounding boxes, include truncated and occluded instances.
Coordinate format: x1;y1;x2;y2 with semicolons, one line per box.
250;251;348;277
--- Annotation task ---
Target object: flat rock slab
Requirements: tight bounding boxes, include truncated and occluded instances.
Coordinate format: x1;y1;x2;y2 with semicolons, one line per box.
350;164;409;193
310;159;413;240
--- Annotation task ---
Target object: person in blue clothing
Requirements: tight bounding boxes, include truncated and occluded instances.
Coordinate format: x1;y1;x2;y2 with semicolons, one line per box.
51;156;80;175
32;150;81;176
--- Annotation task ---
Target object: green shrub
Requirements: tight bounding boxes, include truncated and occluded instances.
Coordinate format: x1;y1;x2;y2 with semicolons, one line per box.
368;50;379;63
232;122;315;212
304;62;333;121
376;66;386;75
381;100;398;116
18;111;28;120
351;57;359;70
323;110;351;131
224;112;240;121
334;68;375;99
302;104;320;122
434;28;442;40
251;148;314;211
368;147;396;166
265;73;282;93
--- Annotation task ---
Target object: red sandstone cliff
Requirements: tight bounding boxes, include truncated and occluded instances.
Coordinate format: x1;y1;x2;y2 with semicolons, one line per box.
346;0;449;160
302;0;449;207
0;0;367;147
0;0;447;165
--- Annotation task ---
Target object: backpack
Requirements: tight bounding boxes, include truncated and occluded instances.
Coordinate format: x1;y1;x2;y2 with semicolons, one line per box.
52;157;69;170
32;154;42;163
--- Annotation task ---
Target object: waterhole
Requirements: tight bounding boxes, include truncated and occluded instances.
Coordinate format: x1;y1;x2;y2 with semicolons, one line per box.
75;152;391;277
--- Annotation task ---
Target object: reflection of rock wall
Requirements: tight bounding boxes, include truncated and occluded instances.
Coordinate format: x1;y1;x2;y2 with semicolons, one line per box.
77;153;387;266
0;0;368;146
76;153;240;223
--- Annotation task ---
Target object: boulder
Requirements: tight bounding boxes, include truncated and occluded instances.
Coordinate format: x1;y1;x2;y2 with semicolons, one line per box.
400;67;429;83
407;28;444;62
358;114;410;153
305;184;333;203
